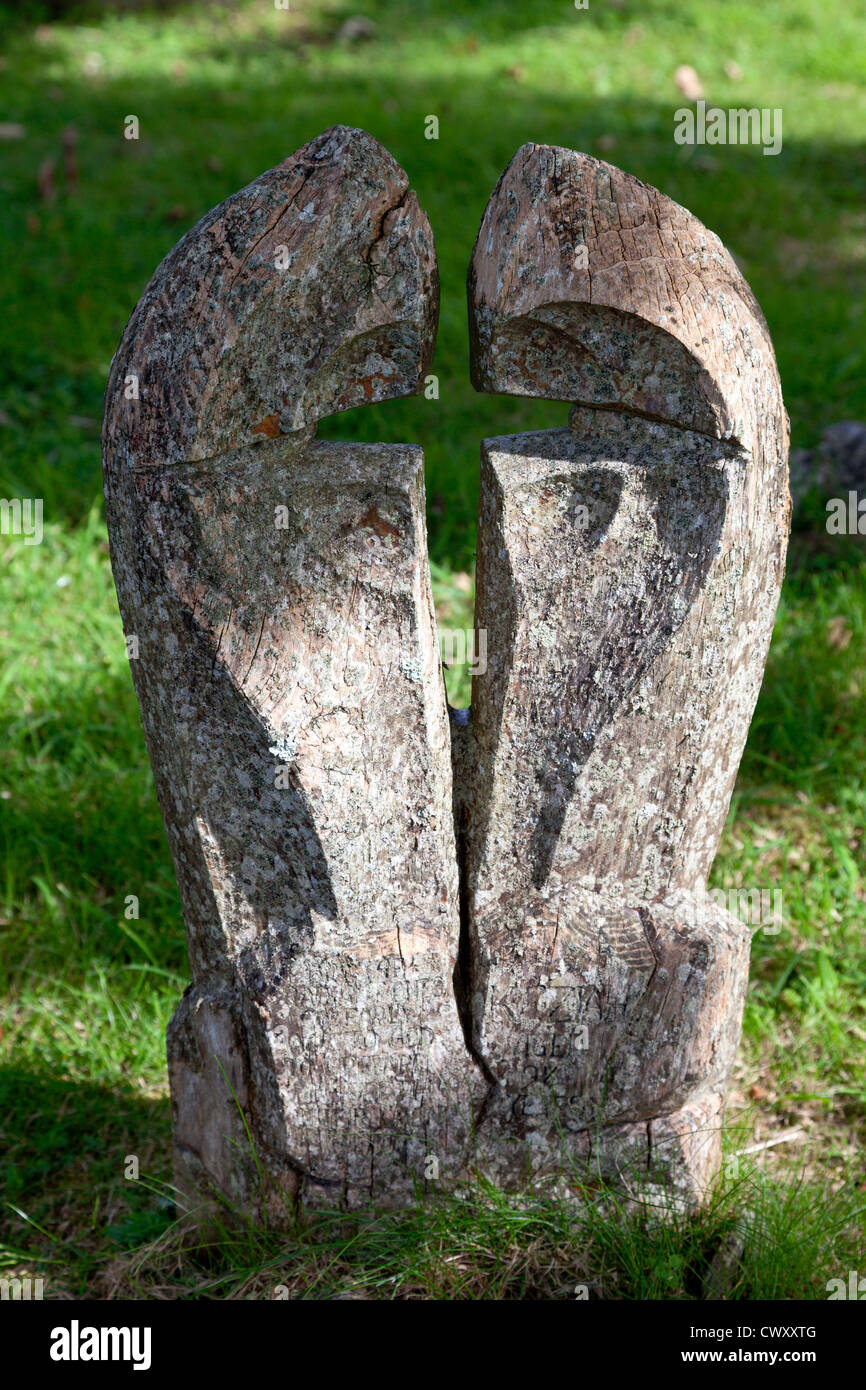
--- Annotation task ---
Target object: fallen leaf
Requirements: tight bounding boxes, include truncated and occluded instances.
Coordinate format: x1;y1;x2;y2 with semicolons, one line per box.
63;125;78;189
827;616;853;650
777;236;813;278
674;64;703;100
37;156;55;202
336;16;377;43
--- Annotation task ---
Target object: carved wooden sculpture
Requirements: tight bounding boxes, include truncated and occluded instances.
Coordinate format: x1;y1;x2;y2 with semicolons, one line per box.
463;144;790;1196
103;131;788;1216
103;128;485;1213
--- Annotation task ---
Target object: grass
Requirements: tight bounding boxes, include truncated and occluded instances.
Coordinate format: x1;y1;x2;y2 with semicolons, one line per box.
92;1165;865;1302
1;0;865;1298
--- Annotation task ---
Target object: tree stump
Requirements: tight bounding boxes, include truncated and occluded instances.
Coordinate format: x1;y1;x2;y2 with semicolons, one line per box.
103;131;789;1217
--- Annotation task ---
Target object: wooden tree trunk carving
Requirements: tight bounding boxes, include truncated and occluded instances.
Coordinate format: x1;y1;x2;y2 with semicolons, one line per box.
463;144;790;1197
103;131;789;1216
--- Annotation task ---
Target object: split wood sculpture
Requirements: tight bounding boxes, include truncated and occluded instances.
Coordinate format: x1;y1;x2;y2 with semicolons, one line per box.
461;144;790;1195
103;128;789;1216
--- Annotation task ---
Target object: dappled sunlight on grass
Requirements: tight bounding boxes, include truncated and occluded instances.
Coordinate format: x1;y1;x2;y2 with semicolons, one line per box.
1;0;865;1298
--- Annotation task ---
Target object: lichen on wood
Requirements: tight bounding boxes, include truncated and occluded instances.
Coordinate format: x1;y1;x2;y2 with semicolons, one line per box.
460;145;789;1197
103;132;789;1216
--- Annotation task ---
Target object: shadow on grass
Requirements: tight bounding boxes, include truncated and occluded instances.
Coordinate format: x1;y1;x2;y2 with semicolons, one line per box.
0;1062;173;1291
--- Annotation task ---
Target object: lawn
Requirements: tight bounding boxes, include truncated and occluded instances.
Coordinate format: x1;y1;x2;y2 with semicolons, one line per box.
1;0;865;1299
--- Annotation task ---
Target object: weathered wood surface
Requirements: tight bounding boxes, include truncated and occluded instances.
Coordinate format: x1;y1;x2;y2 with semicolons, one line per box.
157;440;484;1210
103;131;789;1215
462;145;789;1196
468;142;788;461
103;129;483;1213
103;124;438;476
